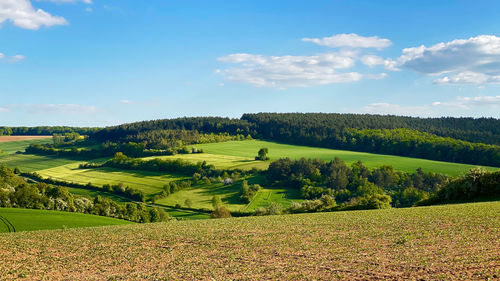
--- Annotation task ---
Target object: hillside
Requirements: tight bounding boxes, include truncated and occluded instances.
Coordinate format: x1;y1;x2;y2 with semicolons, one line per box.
1;201;498;280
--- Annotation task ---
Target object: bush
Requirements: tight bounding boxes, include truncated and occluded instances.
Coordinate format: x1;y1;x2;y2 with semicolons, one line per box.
211;206;232;218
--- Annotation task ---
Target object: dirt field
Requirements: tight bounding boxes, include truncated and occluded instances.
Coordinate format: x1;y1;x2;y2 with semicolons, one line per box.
0;136;52;142
0;201;498;280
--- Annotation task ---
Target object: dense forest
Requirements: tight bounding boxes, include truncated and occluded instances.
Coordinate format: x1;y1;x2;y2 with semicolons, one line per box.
241;113;500;145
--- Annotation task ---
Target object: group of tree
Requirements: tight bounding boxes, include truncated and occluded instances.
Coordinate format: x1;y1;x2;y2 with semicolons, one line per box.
267;157;448;208
419;168;500;205
0;165;167;223
239;180;261;203
89;117;256;142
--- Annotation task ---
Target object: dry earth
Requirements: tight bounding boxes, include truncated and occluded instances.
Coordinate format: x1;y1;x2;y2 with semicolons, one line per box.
0;202;499;280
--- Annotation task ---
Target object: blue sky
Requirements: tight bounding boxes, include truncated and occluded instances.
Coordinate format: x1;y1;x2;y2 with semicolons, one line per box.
1;0;500;126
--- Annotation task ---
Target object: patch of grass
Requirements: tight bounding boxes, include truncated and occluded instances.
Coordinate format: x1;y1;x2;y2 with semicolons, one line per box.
142;153;263;170
0;201;499;279
0;208;131;233
0;138;52;155
244;187;302;212
156;174;302;212
37;163;188;197
155;180;247;211
0;154;79;172
193;140;499;176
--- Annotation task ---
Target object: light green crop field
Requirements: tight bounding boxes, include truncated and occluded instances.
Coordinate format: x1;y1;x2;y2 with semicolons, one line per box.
0;138;52;155
142;153;267;170
156;175;301;212
0;154;79;172
244;187;302;212
0;208;131;233
1;201;498;280
193;140;500;176
37;163;188;196
155;181;246;211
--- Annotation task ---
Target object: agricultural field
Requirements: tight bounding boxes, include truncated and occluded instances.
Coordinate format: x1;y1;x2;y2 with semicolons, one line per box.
0;208;131;233
155;174;301;212
192;140;500;176
0;201;498;280
142;153;267;170
0;154;79;172
37;163;188;197
0;138;52;155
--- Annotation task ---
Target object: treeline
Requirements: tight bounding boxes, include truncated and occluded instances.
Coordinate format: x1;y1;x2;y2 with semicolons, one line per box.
344;128;500;166
267;158;448;208
90;117;256;142
124;130;252;150
0;166;167;223
242;113;500;145
0;126;100;136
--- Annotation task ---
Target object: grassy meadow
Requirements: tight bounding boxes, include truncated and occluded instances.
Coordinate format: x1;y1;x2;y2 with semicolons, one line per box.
37;163;188;197
155;174;301;212
0;208;131;233
0;138;52;155
192;140;500;176
1;201;498;280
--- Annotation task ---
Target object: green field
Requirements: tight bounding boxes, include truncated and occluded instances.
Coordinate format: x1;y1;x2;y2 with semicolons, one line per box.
156;175;301;212
142;153;267;170
37;163;188;197
0;154;80;172
0;138;52;155
1;201;498;280
192;140;500;176
0;208;131;233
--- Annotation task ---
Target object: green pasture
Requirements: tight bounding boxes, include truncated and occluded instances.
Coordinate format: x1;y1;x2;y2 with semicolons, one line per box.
142;153;266;170
193;140;499;176
37;163;188;197
0;138;52;155
0;154;79;172
0;208;131;233
156;175;301;212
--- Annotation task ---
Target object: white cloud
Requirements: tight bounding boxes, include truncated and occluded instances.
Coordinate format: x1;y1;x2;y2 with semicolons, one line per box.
8;54;26;62
363;95;500;117
0;106;9;112
0;0;67;30
397;35;500;84
360;55;384;67
218;52;363;88
0;53;4;59
302;33;392;49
